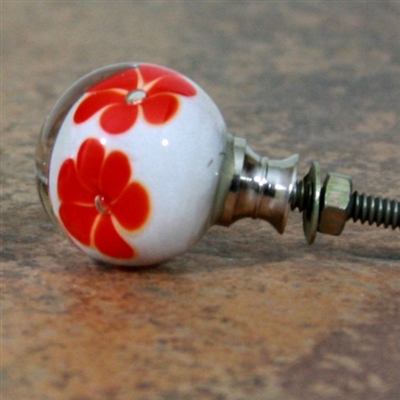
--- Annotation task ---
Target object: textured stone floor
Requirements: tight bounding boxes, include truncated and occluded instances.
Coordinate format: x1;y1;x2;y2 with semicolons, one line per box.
2;2;400;399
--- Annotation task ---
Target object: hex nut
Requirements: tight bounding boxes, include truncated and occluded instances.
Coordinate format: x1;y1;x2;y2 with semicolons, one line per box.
318;173;352;235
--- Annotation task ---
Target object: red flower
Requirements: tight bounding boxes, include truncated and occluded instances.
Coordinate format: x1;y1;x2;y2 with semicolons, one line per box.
57;138;150;259
73;64;197;134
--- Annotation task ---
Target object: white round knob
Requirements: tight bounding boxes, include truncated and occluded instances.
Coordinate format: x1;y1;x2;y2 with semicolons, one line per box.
36;63;228;266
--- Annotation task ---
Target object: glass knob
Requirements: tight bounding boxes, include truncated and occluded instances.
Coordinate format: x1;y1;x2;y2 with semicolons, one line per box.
36;63;399;267
36;63;230;265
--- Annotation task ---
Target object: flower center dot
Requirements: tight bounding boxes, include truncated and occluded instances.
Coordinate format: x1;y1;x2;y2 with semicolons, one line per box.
95;195;110;215
126;89;147;105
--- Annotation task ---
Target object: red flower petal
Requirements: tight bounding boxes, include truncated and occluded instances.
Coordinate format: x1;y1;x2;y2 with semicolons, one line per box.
139;64;176;85
147;74;196;97
76;138;105;193
58;158;95;204
59;203;98;246
142;93;179;125
111;182;150;230
74;91;125;124
99;150;131;202
100;103;138;134
94;215;134;259
88;69;139;93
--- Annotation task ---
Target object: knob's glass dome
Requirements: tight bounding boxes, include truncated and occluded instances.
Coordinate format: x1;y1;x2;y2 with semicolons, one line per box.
36;63;229;266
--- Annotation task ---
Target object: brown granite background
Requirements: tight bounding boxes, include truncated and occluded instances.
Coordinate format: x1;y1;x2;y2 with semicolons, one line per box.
2;2;400;399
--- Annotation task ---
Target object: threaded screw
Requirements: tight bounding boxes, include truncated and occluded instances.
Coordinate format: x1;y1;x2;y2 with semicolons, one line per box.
348;191;400;229
290;179;308;213
290;162;400;243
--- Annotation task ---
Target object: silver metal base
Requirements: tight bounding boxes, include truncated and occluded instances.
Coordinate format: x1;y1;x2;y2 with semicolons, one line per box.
218;137;299;234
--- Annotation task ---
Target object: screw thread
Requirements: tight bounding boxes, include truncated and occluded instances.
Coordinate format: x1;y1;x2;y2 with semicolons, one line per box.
348;191;400;230
291;177;400;235
290;180;311;213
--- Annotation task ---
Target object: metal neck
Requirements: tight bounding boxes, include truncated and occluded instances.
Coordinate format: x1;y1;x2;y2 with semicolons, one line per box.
217;137;299;233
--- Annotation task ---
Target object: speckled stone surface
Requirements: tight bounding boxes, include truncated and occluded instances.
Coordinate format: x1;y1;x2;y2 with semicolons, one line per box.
2;2;400;400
